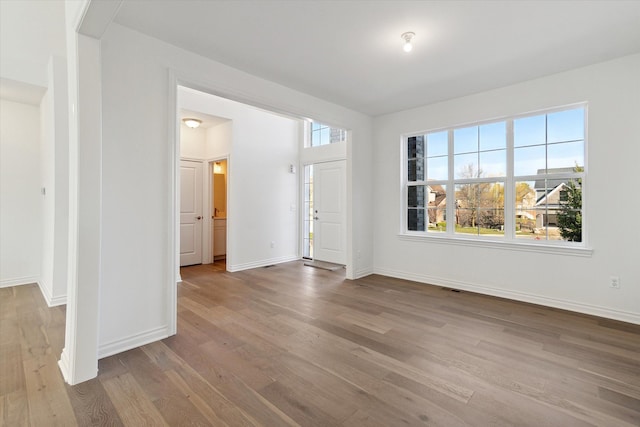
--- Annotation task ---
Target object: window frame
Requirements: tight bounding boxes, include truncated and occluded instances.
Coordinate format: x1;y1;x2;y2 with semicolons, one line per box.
400;103;591;255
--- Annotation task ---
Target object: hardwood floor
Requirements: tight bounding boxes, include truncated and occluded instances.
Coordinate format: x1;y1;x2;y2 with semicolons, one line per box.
2;260;639;426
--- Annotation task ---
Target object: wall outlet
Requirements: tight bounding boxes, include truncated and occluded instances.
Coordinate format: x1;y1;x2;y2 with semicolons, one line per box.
270;241;275;248
610;276;620;289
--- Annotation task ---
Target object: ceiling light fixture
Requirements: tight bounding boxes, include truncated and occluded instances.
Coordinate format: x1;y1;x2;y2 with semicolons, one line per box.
401;32;415;53
182;118;202;128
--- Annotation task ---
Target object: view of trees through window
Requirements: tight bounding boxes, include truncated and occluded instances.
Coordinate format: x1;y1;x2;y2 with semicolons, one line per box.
406;106;585;243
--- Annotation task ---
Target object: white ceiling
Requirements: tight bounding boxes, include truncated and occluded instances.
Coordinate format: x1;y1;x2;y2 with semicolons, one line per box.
113;1;640;116
180;109;230;129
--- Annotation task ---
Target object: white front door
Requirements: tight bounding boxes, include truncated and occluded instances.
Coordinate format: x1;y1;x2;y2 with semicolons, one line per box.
313;160;346;265
180;160;203;266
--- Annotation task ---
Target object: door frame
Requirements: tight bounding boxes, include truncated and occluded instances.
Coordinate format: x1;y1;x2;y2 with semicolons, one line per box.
300;159;347;264
206;156;230;265
169;72;355;337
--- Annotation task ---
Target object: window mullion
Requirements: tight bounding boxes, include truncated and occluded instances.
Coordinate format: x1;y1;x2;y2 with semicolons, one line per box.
447;129;454;235
505;119;515;239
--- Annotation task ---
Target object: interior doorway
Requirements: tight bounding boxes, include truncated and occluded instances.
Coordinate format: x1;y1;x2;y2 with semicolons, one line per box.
210;158;228;262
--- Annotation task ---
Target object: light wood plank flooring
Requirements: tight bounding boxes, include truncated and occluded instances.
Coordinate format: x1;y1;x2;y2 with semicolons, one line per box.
2;260;639;426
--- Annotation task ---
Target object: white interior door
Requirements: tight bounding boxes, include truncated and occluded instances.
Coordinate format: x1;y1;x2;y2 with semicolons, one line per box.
313;160;347;265
180;160;203;266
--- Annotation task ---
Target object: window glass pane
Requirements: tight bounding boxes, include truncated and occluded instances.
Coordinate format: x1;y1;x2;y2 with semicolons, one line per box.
455;183;504;235
408;209;425;231
514;114;545;147
310;122;346;147
427;184;446;232
330;128;346;144
557;178;582;242
454;126;478;154
477;209;505;235
479;149;506;177
547;108;584;143
427;156;448;181
427;209;447;232
479;122;506;151
454;153;478;179
408;158;424;181
427;131;447;157
514;181;537;238
514;145;546;176
320;127;330;145
408;136;424;159
407;185;425;208
547;141;584;170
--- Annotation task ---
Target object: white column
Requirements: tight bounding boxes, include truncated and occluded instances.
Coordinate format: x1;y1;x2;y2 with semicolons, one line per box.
59;1;101;384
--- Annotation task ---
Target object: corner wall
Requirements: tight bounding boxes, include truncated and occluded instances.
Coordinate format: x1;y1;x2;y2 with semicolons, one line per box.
372;54;640;324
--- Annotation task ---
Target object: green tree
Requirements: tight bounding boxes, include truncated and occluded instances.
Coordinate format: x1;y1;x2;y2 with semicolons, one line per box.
557;167;583;242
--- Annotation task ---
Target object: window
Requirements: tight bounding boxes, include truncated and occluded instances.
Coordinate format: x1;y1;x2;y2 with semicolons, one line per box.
405;105;585;244
309;121;346;147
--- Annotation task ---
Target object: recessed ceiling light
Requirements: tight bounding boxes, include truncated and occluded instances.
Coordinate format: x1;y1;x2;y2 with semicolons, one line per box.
182;118;202;128
401;32;415;53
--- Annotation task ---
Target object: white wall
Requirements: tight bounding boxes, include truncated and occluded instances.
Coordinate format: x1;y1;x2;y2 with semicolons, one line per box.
95;22;372;360
39;55;69;306
179;124;207;159
0;0;66;87
40;84;55;295
0;99;42;287
179;88;300;271
373;53;640;324
205;120;232;159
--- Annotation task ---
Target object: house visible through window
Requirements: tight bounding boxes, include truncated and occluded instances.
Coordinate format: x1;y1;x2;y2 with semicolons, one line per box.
405;105;585;244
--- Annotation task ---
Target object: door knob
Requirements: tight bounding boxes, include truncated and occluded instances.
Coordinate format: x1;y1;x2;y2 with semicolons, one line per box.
196;216;202;220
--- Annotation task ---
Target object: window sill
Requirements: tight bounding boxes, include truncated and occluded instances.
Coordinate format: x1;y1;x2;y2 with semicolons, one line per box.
397;233;593;257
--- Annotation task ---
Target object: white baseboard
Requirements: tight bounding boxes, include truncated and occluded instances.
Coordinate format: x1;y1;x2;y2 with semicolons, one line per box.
373;267;640;325
36;280;67;307
98;325;170;359
355;267;374;279
58;347;72;383
227;255;300;272
58;346;99;385
0;275;39;288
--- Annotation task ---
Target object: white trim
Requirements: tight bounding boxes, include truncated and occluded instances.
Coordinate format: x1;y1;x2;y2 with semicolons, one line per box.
374;267;640;325
98;325;169;359
397;233;592;257
0;276;39;288
168;70;179;337
355;267;374;279
37;279;67;307
47;294;67;307
227;255;300;273
206;156;230;266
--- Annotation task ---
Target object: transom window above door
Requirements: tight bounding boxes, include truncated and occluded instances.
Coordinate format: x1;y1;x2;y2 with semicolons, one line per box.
307;121;347;147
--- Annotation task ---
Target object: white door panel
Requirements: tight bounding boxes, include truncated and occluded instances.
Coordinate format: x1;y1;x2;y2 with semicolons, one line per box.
313;160;346;265
180;160;203;266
